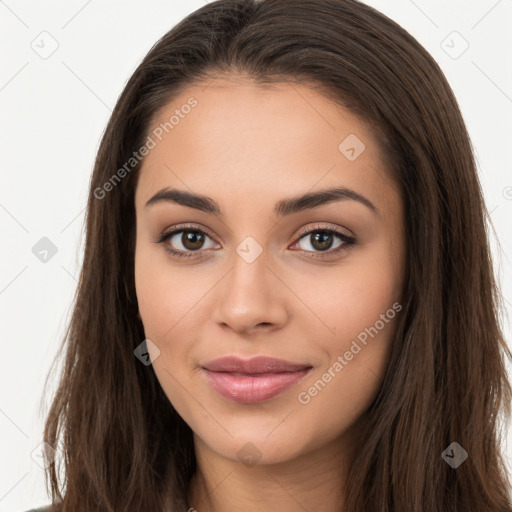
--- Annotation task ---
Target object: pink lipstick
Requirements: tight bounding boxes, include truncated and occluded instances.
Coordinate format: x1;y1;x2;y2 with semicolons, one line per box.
201;356;312;404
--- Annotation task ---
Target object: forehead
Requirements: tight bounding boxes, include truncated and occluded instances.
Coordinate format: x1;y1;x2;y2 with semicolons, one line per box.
135;77;397;214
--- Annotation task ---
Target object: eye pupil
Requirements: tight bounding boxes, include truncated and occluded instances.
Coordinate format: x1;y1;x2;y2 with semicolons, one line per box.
311;232;333;251
182;230;204;250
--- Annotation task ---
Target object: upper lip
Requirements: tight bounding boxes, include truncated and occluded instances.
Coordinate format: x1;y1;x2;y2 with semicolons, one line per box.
202;356;312;374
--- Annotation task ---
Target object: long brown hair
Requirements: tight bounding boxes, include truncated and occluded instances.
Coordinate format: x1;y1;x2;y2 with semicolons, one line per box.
41;0;512;510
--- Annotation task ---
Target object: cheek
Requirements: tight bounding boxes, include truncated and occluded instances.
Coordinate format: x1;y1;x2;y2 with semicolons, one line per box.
293;268;401;443
134;242;200;341
299;244;403;397
135;251;170;339
296;249;402;344
134;250;200;412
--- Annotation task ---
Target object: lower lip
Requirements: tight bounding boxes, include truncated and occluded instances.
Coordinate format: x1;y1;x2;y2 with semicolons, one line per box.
203;368;311;404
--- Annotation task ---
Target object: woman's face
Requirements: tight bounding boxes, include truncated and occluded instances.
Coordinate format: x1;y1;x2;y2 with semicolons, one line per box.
134;76;405;466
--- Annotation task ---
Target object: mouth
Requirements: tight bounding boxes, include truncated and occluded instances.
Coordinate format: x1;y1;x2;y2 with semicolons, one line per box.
201;356;313;404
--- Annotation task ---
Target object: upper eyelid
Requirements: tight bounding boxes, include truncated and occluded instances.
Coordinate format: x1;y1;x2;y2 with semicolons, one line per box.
294;223;353;239
162;223;216;239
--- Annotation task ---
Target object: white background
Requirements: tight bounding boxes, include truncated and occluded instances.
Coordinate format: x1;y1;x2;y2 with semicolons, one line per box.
0;0;511;510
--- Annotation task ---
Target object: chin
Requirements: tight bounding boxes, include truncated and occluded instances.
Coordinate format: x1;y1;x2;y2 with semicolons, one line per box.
195;423;318;467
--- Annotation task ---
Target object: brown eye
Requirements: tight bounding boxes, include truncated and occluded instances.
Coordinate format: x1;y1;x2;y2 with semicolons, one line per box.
310;232;336;251
179;230;206;250
297;230;345;252
155;225;220;259
165;229;218;252
290;225;357;259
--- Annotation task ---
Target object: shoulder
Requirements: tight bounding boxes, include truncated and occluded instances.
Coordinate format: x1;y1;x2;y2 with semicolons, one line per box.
23;507;51;512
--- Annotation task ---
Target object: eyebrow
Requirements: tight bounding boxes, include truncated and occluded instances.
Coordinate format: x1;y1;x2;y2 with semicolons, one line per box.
144;186;378;217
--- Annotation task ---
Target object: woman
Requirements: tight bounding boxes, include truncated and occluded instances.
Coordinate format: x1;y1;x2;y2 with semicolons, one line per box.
30;0;512;510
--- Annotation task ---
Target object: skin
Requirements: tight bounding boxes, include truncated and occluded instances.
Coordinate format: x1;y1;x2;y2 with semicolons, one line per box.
134;75;405;512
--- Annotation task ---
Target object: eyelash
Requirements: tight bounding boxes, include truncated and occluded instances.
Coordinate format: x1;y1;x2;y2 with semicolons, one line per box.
153;223;356;260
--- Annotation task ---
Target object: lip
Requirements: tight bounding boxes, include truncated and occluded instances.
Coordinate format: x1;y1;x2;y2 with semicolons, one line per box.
201;356;312;404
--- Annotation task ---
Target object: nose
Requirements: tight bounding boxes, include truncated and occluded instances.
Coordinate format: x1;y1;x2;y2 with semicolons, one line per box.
211;247;289;336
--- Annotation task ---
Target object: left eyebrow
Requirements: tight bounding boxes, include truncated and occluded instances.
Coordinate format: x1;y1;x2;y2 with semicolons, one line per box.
144;186;379;217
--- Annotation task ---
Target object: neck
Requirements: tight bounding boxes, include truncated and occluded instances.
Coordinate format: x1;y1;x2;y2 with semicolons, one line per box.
186;433;356;512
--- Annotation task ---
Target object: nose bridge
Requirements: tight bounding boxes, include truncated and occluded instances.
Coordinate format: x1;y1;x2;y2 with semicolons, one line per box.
226;240;272;308
231;239;268;292
212;238;288;332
